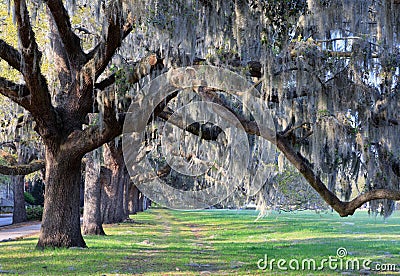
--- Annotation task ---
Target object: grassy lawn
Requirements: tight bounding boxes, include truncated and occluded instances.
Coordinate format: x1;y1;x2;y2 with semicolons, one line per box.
0;208;399;275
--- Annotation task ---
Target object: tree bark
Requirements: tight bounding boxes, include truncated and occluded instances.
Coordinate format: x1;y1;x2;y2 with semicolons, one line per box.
12;175;26;224
101;141;128;224
128;184;141;214
82;149;105;235
12;140;31;224
138;192;144;212
1;0;134;249
37;149;86;248
122;168;130;218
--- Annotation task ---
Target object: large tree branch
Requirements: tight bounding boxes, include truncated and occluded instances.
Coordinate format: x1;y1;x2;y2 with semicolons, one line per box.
0;160;45;176
0;77;31;109
189;86;400;216
276;135;400;216
45;0;86;68
64;95;123;158
47;9;72;88
94;54;159;91
195;88;400;216
0;39;23;72
196;87;275;141
67;121;122;159
73;1;134;121
14;0;58;139
89;0;133;80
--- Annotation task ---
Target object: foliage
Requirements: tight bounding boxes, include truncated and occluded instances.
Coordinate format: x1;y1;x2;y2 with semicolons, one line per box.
250;0;307;49
30;177;44;206
269;165;328;212
0;155;11;185
25;205;43;221
0;1;50;81
23;191;35;205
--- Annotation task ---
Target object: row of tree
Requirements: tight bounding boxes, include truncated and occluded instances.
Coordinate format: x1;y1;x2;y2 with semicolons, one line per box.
0;0;399;249
0;138;149;231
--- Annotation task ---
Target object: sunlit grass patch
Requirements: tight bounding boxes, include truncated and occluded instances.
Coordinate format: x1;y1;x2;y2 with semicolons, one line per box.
0;208;399;275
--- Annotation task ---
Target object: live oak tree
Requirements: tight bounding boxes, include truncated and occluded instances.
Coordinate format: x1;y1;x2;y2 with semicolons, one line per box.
0;0;399;249
0;0;144;248
126;0;399;217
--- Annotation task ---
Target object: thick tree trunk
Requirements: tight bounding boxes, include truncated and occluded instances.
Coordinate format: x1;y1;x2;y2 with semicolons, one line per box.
101;142;128;224
37;149;86;248
12;175;26;224
82;149;105;235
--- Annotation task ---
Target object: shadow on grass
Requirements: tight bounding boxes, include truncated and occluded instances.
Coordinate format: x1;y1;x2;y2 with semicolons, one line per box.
0;209;399;275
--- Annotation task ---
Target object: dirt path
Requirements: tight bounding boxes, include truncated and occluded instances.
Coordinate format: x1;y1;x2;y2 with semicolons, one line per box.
185;222;217;271
138;209;219;273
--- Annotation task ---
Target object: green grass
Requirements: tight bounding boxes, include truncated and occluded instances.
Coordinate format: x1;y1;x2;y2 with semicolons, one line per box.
0;208;399;275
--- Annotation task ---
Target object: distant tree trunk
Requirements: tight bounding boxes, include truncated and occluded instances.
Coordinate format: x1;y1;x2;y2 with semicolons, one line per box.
146;197;152;209
101;141;128;224
12;175;26;224
122;167;130;218
128;184;140;214
37;149;86;248
82;149;105;235
12;140;29;224
100;166;112;222
138;192;144;212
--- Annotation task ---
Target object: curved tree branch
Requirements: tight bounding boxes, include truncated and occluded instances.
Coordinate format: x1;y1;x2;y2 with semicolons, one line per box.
64;94;123;158
90;0;133;80
45;0;86;68
0;77;31;109
73;0;134;121
0;39;23;72
191;86;400;216
0;160;45;176
276;133;400;216
94;54;159;91
14;0;59;140
346;189;400;212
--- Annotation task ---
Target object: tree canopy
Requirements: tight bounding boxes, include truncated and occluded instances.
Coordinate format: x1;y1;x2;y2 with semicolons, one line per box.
0;0;399;247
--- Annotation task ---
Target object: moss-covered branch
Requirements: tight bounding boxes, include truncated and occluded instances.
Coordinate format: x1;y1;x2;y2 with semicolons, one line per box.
0;160;45;176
